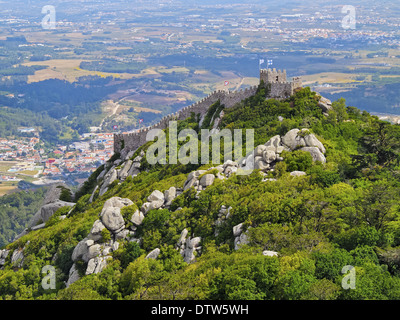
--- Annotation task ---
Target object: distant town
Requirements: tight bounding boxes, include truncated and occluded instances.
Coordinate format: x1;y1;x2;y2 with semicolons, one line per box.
0;127;114;189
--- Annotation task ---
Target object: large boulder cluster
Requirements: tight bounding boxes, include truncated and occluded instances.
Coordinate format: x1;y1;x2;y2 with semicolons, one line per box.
67;185;182;286
182;165;229;193
141;187;180;214
184;170;215;191
67;197;137;286
235;128;326;175
96;151;144;198
233;223;250;250
176;228;202;264
180;128;326;193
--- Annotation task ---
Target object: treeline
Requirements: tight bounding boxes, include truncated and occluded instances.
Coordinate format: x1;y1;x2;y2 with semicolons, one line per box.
0;107;67;144
80;60;146;74
0;65;46;77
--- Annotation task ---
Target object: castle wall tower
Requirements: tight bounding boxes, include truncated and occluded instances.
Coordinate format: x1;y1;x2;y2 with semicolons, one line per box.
260;68;287;83
260;68;302;98
292;76;302;90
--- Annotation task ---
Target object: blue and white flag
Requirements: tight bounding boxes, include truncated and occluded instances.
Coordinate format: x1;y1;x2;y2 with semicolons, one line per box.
267;59;273;66
259;59;265;65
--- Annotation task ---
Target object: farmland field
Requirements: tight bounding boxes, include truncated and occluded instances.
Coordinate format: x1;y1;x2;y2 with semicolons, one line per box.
22;59;138;83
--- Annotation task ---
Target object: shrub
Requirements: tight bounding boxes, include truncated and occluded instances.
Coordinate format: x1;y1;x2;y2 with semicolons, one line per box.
120;204;139;223
58;186;73;202
101;228;111;243
282;150;313;172
74;165;104;201
55;244;75;276
313;248;354;280
334;226;381;251
308;165;341;187
115;241;142;269
45;206;71;227
350;245;379;266
70;194;90;216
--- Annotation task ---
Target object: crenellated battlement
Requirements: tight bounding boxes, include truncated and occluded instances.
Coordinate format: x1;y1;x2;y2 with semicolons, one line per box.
113;69;302;154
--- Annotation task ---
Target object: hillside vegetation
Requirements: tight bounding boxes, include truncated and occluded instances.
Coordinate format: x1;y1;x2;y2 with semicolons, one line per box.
0;188;47;248
2;86;400;300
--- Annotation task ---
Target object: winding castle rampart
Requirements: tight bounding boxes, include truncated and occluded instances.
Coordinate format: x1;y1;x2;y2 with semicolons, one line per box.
114;69;302;154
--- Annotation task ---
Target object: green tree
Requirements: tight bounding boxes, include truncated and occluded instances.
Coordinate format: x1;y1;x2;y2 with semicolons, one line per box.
332;98;349;122
357;179;398;230
282;150;313;172
353;120;400;169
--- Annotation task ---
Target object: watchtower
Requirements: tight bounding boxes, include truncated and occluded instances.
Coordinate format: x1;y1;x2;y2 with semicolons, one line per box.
259;68;302;99
260;68;287;83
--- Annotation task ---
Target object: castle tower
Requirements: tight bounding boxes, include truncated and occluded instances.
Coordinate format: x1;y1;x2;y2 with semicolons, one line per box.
292;76;302;90
260;68;287;83
260;68;302;99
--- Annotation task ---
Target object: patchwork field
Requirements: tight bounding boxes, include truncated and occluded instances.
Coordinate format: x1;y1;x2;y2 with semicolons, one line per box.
301;72;366;86
22;59;139;83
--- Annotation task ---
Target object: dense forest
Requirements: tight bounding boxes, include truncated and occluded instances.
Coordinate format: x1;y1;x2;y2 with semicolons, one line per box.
0;187;47;248
2;86;400;300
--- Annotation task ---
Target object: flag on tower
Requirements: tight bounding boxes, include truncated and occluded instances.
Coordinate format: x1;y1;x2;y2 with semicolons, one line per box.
267;60;273;66
259;59;265;65
139;119;144;124
224;81;229;86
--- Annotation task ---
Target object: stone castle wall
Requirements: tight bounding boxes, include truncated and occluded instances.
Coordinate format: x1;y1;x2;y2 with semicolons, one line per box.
114;69;302;154
269;82;294;99
113;85;259;154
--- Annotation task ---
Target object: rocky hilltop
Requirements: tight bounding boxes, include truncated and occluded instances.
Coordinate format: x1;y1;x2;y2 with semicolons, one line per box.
1;85;400;300
49;126;328;286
